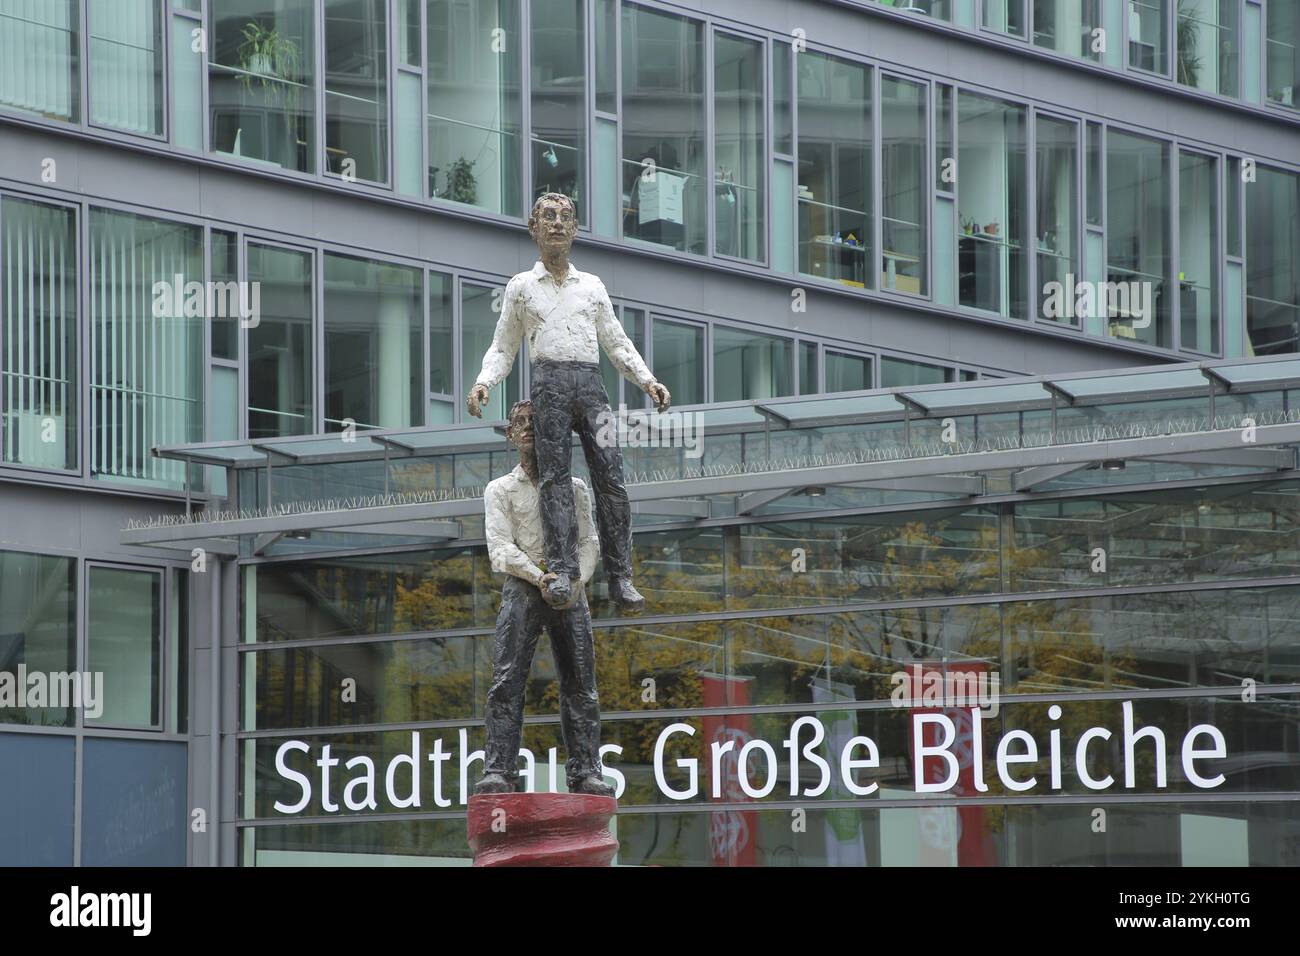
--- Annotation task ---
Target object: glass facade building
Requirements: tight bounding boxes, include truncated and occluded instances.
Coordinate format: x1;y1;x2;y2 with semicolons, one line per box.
0;0;1297;866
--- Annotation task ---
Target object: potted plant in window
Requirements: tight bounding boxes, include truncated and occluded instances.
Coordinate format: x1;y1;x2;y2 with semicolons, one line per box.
1175;0;1202;88
444;157;479;205
237;21;302;106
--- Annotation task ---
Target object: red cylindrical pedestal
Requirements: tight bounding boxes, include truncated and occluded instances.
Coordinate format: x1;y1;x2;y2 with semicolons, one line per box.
467;792;619;867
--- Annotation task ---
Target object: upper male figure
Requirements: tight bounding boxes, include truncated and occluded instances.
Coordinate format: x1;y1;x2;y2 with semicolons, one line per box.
467;193;671;613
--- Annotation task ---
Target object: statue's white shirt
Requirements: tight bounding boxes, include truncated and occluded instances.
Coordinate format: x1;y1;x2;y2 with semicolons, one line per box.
483;464;599;586
474;261;655;392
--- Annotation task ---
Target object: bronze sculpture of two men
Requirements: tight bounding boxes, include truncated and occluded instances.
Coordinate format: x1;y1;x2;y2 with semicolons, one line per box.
466;193;670;797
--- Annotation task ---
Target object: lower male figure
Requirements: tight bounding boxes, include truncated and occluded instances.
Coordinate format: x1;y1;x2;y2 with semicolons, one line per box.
474;399;614;797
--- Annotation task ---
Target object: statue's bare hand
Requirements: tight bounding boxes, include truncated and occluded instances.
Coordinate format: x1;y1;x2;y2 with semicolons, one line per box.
466;383;490;419
647;381;671;413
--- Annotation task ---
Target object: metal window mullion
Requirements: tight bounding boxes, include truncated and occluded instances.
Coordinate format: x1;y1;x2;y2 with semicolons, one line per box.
1027;106;1039;322
872;65;882;296
314;244;324;434
704;22;716;261
1169;140;1179;351
521;0;533;218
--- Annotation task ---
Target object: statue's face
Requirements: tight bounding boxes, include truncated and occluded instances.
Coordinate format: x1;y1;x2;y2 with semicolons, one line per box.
528;197;578;255
507;404;535;454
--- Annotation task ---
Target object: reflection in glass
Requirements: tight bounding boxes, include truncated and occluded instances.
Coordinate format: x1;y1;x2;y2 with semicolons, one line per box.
427;0;521;215
881;355;952;387
799;342;818;394
461;284;520;421
0;0;78;121
1265;0;1298;109
429;271;453;396
89;0;163;134
1128;0;1169;74
89;209;204;487
530;0;586;221
881;76;927;295
825;350;871;393
211;230;239;360
324;0;388;184
712;327;791;402
798;52;872;288
651;318;704;406
957;93;1027;317
621;4;706;254
1033;0;1102;60
600;307;646;409
1107;130;1170;347
87;566;161;728
209;0;316;173
1035;116;1078;323
0;198;78;471
1178;150;1219;353
1245;166;1299;356
714;33;765;262
983;0;1026;37
0;551;75;727
325;254;423;431
247;244;314;437
1176;0;1237;96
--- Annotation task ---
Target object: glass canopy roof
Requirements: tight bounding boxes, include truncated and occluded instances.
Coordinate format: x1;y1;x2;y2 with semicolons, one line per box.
129;355;1300;557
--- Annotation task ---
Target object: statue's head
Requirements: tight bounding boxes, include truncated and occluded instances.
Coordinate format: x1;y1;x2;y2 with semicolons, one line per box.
527;193;578;256
505;399;535;454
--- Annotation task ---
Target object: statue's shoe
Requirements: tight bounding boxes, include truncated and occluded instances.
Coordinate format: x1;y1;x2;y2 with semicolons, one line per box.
569;775;616;798
473;773;515;795
608;576;645;613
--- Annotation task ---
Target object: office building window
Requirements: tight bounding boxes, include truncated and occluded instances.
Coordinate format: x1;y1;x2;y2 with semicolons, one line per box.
427;0;521;215
1245;166;1299;355
1177;150;1219;353
1266;1;1299;108
799;342;818;394
774;39;792;156
936;84;953;191
984;0;1027;38
879;0;951;19
211;230;239;360
89;0;163;134
89;209;204;488
1;198;78;472
957;92;1027;318
1176;0;1238;96
601;307;646;409
798;51;872;288
1033;0;1102;60
1128;0;1169;75
86;566;161;729
1107;130;1171;347
714;32;765;263
429;271;453;399
209;0;316;173
324;0;388;184
881;355;953;387
531;0;585;221
0;551;76;727
324;254;423;432
621;4;706;255
652;317;704;406
713;326;791;402
1035;115;1078;324
247;243;314;438
881;75;927;295
461;283;520;421
595;0;616;112
0;0;78;121
1086;122;1102;226
825;350;872;393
